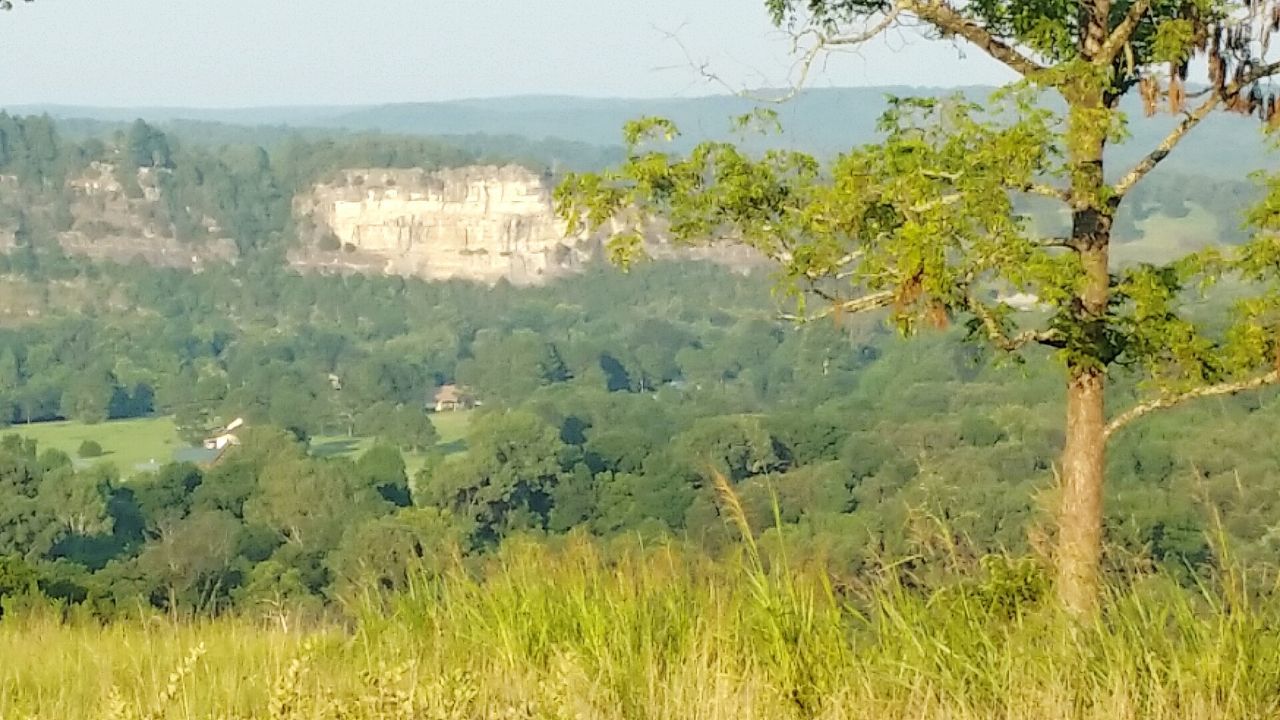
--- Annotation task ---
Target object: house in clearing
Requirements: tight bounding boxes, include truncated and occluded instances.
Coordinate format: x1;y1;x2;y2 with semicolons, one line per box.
203;417;245;450
431;384;475;413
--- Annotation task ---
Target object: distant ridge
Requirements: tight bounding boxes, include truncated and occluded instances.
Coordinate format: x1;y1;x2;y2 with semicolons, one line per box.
6;86;1274;178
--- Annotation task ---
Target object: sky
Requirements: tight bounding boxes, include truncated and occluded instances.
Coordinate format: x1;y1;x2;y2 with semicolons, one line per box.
0;0;1014;108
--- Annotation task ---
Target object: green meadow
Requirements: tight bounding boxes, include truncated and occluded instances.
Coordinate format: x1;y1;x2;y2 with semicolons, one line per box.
1;410;475;477
1;416;184;473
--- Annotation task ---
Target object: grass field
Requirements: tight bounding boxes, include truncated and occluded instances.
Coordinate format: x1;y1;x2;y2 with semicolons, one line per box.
0;416;183;473
2;536;1278;720
310;409;475;475
1;410;475;478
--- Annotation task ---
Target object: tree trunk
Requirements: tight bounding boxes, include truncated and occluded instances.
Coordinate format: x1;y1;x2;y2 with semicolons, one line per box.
1057;365;1106;616
1055;201;1113;614
1059;71;1114;613
1056;169;1114;614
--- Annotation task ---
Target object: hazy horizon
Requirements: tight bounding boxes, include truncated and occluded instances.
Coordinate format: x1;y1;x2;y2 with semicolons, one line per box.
0;0;1012;108
6;85;1005;112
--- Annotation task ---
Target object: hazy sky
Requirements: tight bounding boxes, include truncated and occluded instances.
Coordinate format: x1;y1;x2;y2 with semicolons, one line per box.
0;0;1013;108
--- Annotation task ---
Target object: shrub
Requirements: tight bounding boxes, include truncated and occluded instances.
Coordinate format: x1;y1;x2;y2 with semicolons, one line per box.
317;231;341;252
77;440;104;458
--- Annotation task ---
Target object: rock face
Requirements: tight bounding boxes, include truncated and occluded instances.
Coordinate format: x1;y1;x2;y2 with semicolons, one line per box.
293;165;767;285
61;163;238;270
292;166;596;285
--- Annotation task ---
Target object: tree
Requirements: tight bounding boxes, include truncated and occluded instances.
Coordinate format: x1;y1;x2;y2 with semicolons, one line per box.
355;444;412;507
677;415;788;483
328;507;462;596
59;368;115;424
556;0;1280;614
124;120;173;170
387;405;438;453
232;559;320;631
0;555;38;616
244;455;389;551
77;440;103;459
422;410;569;544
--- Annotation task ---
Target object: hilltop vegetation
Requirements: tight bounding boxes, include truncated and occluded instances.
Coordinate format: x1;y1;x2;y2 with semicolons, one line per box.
0;104;1266;282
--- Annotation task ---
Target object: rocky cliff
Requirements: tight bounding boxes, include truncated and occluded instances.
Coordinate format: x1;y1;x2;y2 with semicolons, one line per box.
20;162;238;270
67;165;238;270
291;165;764;285
291;166;596;285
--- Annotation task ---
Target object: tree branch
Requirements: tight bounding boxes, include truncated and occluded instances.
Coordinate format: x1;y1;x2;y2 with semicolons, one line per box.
657;6;906;105
1036;236;1076;249
904;0;1046;78
1113;59;1280;198
1112;93;1222;198
1095;0;1152;65
1104;369;1280;439
781;290;895;322
910;192;964;213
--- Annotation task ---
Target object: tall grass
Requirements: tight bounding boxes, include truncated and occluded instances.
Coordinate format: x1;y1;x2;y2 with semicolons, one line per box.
5;488;1280;718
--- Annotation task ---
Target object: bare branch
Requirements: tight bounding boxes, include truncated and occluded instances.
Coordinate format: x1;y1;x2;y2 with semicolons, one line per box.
1036;236;1076;249
903;0;1046;77
1104;370;1280;439
752;5;909;104
781;290;896;323
1019;182;1071;202
1112;93;1222;198
1095;0;1153;65
967;294;1063;351
657;6;906;105
909;193;964;213
925;170;1067;203
1114;59;1280;198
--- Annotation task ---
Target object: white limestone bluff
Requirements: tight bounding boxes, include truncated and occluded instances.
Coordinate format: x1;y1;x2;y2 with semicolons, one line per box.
291;165;765;285
291;165;596;285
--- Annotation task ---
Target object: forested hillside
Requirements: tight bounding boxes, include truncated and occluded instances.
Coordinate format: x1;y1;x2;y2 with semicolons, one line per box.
0;111;1262;280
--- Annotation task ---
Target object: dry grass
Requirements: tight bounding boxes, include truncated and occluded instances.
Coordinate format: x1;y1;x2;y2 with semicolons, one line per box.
4;484;1280;718
3;537;1279;720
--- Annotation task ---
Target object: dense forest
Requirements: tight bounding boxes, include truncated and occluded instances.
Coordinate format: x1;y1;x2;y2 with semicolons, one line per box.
0;111;1274;619
1;256;1277;617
